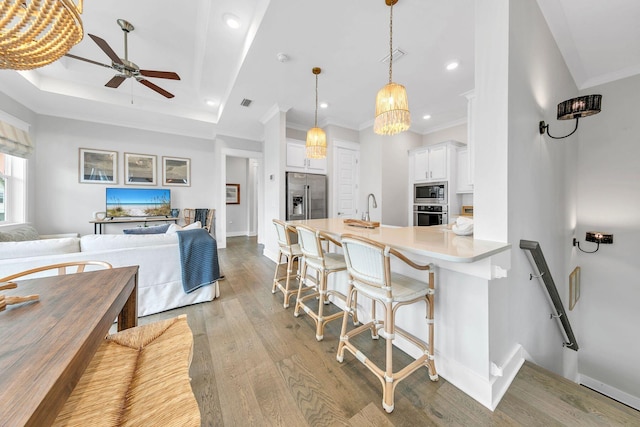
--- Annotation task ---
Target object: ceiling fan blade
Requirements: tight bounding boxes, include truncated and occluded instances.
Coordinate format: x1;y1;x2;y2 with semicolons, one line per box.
88;34;123;65
65;53;113;70
105;75;127;88
138;79;175;98
139;70;181;80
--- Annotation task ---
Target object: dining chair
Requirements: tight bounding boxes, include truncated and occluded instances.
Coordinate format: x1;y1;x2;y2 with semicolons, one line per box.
0;261;113;282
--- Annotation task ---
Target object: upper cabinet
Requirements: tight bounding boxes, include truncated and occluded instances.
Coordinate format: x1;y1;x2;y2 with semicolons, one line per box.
411;143;449;182
286;139;327;174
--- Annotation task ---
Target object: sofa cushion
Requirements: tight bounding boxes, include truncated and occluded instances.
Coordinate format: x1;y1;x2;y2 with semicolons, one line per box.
123;224;170;235
81;233;178;252
0;237;80;260
0;225;39;242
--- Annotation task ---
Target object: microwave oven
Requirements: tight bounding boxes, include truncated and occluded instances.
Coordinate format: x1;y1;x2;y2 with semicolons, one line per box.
414;181;447;204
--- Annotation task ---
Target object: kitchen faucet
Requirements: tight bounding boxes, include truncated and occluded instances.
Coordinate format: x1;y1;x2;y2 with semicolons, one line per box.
362;193;377;222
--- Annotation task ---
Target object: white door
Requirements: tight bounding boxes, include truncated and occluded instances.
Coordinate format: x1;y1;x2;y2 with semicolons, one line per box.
334;143;359;219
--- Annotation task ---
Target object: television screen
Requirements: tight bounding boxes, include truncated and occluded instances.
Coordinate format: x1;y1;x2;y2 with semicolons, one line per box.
106;188;171;218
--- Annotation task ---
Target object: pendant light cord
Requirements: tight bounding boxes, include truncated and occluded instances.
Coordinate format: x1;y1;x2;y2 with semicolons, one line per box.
388;3;394;84
314;73;319;127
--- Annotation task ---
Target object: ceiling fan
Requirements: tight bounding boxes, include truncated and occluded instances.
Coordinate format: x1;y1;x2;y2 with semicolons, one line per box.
65;19;180;98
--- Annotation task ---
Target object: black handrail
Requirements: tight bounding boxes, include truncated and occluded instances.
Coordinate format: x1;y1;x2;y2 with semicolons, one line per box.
520;240;579;351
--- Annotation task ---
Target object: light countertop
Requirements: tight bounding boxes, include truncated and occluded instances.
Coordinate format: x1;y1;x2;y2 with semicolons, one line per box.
287;218;510;263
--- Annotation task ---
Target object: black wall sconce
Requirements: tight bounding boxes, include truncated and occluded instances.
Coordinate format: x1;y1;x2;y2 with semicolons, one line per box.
573;231;613;253
539;94;602;139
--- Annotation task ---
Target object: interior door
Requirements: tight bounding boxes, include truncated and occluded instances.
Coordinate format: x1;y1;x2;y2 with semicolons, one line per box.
334;144;359;219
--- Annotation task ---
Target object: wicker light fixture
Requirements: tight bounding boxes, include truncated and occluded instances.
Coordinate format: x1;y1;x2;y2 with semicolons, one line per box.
374;0;410;135
306;67;327;159
0;0;84;70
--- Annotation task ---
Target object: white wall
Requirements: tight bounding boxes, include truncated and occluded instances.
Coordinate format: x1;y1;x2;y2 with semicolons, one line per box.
502;0;581;378
261;108;287;260
575;74;640;406
423;123;467;146
34;116;217;235
225;156;248;236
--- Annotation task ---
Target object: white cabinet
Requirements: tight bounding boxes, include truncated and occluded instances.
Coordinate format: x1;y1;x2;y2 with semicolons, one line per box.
412;144;448;182
456;147;473;193
286;139;327;174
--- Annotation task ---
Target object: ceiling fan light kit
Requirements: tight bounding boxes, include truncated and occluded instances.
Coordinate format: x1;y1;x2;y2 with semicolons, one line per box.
65;18;180;98
374;0;411;136
0;0;84;70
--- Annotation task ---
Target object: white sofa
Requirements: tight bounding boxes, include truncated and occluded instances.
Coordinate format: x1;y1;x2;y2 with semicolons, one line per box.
0;231;219;317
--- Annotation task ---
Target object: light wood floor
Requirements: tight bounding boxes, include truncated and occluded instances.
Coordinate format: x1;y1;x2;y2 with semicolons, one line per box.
141;236;639;426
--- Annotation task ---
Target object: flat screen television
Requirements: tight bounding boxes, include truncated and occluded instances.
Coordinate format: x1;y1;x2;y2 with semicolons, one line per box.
106;188;171;218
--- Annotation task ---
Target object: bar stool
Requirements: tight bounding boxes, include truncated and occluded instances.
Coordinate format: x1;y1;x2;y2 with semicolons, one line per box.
336;234;438;413
272;219;302;308
294;224;358;341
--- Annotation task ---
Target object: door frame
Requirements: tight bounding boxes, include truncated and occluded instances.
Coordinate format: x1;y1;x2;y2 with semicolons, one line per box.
219;148;263;249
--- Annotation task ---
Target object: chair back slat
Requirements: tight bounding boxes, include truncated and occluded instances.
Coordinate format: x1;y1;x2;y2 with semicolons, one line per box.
342;236;388;288
296;225;323;260
272;219;292;247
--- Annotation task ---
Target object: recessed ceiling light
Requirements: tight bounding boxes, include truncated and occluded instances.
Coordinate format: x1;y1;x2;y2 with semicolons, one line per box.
320;102;328;109
446;61;459;71
423;114;432;120
206;100;216;107
223;13;240;29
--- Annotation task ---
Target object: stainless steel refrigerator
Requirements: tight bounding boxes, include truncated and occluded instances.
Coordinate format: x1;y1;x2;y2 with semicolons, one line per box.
286;172;327;221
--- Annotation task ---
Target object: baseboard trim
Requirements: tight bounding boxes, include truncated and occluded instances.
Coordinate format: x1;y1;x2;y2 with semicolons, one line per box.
579;374;640;410
263;247;279;263
226;231;249;237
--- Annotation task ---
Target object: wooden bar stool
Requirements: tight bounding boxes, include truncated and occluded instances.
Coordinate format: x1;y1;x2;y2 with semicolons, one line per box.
272;219;302;308
294;224;358;341
336;234;438;413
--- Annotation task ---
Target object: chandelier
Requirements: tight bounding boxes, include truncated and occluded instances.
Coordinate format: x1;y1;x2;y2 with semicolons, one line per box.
374;0;411;135
0;0;84;70
306;67;327;159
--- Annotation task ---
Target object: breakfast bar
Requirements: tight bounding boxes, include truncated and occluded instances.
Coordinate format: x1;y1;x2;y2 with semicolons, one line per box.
287;218;513;410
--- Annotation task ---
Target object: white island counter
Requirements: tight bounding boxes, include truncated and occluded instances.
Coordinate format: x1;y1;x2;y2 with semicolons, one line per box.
286;218;516;411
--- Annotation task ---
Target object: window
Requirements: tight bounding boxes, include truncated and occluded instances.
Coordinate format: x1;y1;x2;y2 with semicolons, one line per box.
0;153;26;223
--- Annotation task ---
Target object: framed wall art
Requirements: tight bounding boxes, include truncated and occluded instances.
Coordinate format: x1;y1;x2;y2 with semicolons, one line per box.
162;156;190;186
226;184;240;204
79;148;117;184
124;153;157;185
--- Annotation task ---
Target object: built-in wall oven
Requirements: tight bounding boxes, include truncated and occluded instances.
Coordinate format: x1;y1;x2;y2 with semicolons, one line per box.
413;204;448;226
414;181;447;204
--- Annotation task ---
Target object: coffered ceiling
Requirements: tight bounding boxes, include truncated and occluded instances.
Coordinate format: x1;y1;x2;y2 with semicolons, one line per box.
0;0;637;141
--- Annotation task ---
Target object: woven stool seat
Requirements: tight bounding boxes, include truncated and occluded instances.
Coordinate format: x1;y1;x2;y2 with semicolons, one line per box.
53;315;200;427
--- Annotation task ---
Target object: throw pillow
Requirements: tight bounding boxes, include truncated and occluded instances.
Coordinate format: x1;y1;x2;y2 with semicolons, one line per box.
166;223;183;234
0;225;40;242
182;221;201;231
123;224;171;235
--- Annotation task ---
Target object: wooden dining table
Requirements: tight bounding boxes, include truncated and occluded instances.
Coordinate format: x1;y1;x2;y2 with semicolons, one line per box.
0;266;139;427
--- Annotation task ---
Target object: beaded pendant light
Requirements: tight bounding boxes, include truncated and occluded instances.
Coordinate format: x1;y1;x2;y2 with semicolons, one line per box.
374;0;411;135
306;67;327;159
0;0;84;70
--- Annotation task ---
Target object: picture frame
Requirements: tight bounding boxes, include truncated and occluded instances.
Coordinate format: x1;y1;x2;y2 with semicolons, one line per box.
226;183;240;204
79;148;118;184
124;153;157;185
162;156;191;186
569;266;581;310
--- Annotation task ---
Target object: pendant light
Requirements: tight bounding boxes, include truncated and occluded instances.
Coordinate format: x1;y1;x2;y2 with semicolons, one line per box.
374;0;411;135
306;67;327;159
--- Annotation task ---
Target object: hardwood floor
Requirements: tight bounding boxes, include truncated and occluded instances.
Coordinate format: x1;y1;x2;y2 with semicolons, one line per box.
140;236;639;426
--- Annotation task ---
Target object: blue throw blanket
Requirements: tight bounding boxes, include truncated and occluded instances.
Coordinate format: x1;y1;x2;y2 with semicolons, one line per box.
177;228;220;293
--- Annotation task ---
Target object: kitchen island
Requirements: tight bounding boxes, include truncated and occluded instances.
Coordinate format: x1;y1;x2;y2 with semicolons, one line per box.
287;218;515;410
